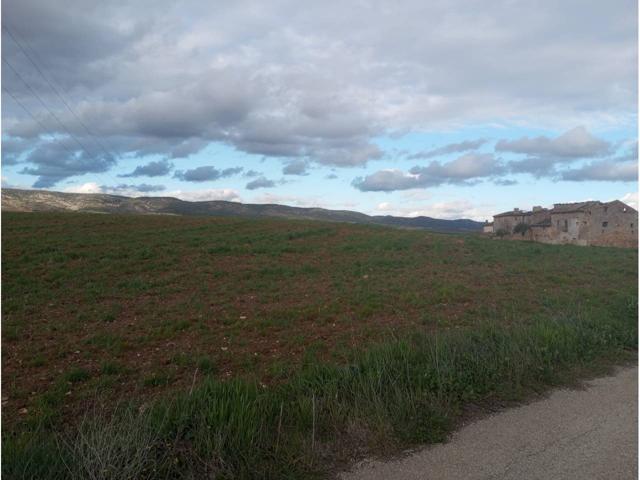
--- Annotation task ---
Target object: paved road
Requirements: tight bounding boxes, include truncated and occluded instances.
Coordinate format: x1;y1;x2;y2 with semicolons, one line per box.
341;366;637;480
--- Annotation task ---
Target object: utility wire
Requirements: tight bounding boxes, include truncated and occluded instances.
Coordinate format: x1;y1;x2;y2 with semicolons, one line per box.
2;55;100;160
2;86;79;157
2;85;124;188
2;23;117;161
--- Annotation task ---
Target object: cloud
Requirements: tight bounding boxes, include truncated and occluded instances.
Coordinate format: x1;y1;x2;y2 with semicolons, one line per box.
507;156;559;177
63;182;103;194
325;173;338;179
560;159;637;182
497;126;611;159
408;139;486;159
373;199;494;221
64;182;166;196
221;167;244;177
353;153;503;191
497;126;616;178
243;169;262;177
1;137;31;165
245;176;276;190
252;192;358;209
353;170;422;192
166;188;241;202
112;183;166;193
493;178;517;186
64;182;242;203
3;1;634;185
119;159;173;177
173;165;242;182
621;192;638;210
282;160;309;176
17;141;116;187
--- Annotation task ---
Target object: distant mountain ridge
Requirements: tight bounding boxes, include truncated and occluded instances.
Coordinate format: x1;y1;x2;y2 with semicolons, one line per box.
1;188;483;233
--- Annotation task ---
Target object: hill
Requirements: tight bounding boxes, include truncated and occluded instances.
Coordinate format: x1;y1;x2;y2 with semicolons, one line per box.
1;188;483;232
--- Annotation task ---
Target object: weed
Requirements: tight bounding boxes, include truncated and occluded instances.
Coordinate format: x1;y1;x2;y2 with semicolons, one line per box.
100;361;125;376
143;374;172;388
65;368;91;384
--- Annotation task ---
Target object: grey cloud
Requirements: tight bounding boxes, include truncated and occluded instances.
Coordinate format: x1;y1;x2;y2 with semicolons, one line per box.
2;0;150;94
173;165;242;182
222;167;243;177
169;138;209;159
508;156;559;177
119;159;173;177
560;159;638;182
353;153;503;192
110;183;166;193
246;176;276;190
2;1;635;185
325;173;338;179
283;160;309;175
616;140;639;163
496;127;611;159
409;139;486;160
243;169;262;177
18;141;115;187
1;137;30;165
499;127;617;178
493;178;518;186
352;170;422;192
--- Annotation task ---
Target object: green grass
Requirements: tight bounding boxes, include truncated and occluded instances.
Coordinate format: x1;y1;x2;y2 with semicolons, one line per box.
1;211;637;478
3;303;636;479
64;368;91;384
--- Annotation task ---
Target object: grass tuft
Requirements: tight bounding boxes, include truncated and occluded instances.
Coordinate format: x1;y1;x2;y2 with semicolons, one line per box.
4;301;636;479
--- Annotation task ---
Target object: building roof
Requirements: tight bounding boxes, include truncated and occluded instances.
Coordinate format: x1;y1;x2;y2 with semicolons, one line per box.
493;199;637;220
493;210;533;218
550;201;599;214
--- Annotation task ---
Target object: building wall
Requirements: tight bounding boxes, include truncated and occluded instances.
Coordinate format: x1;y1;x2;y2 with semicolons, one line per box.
587;201;638;248
529;226;556;244
494;210;549;236
493;202;637;248
493;214;527;234
548;212;589;246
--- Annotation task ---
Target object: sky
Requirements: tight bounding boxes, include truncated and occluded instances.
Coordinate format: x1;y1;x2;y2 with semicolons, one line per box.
1;0;638;221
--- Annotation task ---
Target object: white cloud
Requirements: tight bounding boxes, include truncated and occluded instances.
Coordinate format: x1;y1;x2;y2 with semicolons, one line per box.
353;153;504;191
167;189;242;203
621;192;638;210
64;182;103;194
252;192;357;209
373;199;494;221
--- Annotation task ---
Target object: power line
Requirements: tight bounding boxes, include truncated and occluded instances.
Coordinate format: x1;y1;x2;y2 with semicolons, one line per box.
2;86;79;157
2;23;117;161
2;85;124;189
2;55;101;160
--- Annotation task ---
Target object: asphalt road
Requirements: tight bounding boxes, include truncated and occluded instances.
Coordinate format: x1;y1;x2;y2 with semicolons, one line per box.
341;366;638;480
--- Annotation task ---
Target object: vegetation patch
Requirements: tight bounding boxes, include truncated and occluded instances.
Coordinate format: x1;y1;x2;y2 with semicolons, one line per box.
3;304;636;479
2;212;637;478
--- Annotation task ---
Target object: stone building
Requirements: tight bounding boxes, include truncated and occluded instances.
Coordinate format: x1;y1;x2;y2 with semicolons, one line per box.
492;200;638;248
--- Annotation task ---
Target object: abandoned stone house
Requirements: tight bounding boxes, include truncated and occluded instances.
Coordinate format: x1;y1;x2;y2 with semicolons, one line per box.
491;200;638;248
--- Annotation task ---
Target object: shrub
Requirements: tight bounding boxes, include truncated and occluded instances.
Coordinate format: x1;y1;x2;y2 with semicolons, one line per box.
513;222;530;236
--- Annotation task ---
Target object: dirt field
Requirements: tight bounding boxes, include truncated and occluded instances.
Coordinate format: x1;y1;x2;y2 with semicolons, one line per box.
2;211;637;428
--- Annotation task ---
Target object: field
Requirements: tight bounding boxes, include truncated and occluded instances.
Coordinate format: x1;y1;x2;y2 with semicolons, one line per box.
2;212;638;478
